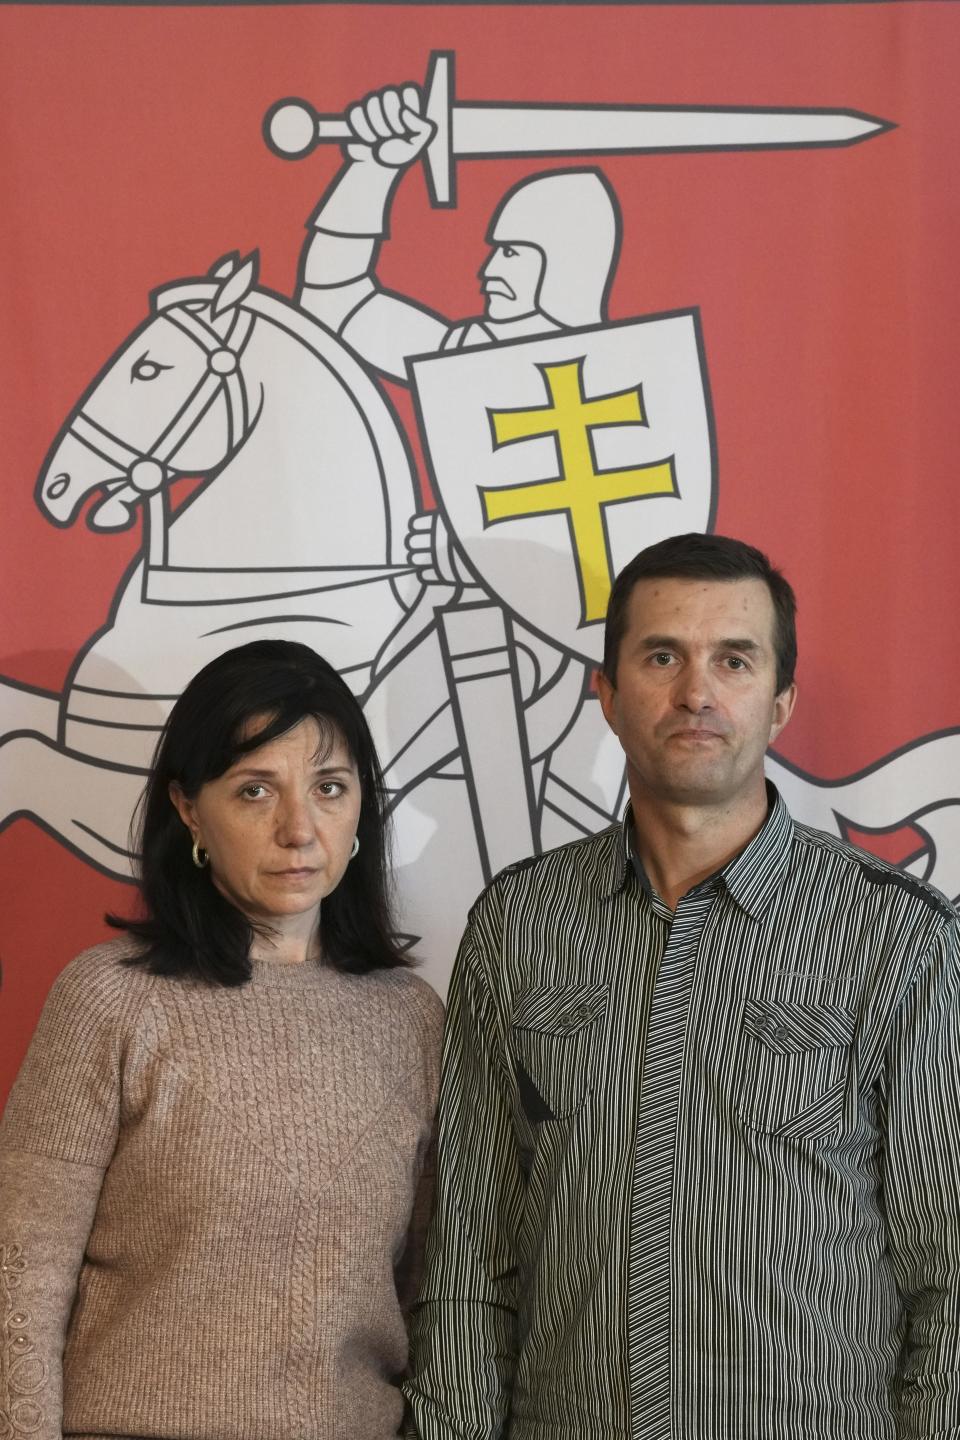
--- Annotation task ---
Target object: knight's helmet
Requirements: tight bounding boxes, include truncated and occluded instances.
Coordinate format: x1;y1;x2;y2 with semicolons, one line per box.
487;169;620;329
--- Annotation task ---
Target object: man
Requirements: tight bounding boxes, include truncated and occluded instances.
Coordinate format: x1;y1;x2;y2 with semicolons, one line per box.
403;532;960;1439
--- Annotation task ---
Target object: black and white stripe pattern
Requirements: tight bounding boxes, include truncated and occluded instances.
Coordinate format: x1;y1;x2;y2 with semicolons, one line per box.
627;878;711;1438
404;789;960;1439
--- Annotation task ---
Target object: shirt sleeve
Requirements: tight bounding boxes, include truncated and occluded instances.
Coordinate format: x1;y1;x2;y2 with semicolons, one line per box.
882;915;960;1438
395;1121;437;1318
0;950;132;1440
402;894;526;1439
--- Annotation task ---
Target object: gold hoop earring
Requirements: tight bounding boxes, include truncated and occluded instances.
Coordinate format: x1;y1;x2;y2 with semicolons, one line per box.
350;836;360;859
192;839;209;869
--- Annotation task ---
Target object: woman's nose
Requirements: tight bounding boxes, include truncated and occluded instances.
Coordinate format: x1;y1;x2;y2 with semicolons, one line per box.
276;795;313;846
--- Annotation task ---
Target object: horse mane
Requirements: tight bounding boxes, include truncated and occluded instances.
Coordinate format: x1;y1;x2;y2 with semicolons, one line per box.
153;276;398;416
150;271;414;561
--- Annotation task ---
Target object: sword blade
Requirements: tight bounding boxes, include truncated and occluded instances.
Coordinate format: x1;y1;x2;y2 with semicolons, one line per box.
451;103;891;158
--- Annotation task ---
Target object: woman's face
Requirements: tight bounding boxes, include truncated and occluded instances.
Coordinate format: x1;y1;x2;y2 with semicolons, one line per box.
170;716;362;939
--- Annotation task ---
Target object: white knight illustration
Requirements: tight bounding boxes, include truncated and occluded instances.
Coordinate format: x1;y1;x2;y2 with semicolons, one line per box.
299;85;632;896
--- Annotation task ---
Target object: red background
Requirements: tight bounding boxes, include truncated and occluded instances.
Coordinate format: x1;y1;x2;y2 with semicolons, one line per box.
2;2;958;1101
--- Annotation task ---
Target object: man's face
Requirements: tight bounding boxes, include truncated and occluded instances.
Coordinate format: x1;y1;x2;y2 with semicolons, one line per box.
597;577;796;813
479;243;544;320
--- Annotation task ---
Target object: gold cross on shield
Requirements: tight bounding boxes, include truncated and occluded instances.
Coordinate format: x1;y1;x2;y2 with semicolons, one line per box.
481;359;676;625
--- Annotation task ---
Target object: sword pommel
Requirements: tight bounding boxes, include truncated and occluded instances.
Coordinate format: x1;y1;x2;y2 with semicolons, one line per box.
263;53;457;205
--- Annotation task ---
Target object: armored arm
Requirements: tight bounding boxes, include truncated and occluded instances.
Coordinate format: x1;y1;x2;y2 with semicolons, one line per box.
298;85;449;378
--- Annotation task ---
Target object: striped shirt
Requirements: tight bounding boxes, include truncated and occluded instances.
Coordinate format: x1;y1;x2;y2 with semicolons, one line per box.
403;788;960;1439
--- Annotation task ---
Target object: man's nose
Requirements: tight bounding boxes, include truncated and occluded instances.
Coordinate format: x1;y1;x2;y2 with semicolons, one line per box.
673;661;716;712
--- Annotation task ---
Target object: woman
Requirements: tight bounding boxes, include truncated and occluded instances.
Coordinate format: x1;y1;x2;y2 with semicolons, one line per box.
0;640;444;1440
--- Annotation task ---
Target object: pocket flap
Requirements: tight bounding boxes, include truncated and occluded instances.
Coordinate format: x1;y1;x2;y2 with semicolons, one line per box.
512;984;608;1037
743;997;856;1054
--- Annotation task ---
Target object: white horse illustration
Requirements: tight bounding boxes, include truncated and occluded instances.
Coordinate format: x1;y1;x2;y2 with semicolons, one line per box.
0;253;419;875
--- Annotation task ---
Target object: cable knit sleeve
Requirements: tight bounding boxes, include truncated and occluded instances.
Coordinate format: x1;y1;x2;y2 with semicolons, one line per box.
394;979;444;1318
0;944;144;1440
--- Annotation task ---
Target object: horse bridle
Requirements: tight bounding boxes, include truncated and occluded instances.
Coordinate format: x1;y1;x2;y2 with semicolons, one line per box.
64;293;257;500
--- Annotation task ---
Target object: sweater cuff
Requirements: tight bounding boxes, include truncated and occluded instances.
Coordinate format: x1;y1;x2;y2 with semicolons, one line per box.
0;1149;105;1440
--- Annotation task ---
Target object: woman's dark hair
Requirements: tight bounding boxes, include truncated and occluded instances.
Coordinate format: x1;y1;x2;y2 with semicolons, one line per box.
109;639;410;984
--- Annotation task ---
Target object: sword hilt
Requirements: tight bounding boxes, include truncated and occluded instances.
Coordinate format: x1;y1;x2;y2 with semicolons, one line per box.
263;51;456;207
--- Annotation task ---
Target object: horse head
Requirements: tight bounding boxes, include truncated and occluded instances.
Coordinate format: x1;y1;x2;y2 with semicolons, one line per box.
36;252;261;530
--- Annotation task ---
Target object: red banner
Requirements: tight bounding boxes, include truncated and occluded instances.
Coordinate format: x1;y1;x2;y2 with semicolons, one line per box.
2;1;958;1104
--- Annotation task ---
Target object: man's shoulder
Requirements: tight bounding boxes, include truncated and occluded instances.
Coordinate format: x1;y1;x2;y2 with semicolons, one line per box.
472;823;623;911
790;819;957;925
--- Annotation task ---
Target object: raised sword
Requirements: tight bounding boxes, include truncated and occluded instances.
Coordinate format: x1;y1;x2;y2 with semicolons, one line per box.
264;50;893;208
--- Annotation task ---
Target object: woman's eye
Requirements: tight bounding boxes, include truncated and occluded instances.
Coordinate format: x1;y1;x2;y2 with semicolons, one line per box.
240;783;267;799
317;781;345;798
131;356;172;382
726;656;747;670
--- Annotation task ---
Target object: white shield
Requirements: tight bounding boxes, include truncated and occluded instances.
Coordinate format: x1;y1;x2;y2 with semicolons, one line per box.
410;312;715;663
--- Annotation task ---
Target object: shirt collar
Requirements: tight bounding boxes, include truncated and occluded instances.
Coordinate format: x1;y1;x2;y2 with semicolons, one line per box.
602;781;794;920
595;812;635;900
719;782;794;920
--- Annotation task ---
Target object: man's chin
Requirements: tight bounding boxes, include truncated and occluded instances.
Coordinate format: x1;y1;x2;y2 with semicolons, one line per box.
650;760;768;811
637;757;735;807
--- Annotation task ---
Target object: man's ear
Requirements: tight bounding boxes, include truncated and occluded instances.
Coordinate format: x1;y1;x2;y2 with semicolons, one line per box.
596;667;619;737
769;682;797;743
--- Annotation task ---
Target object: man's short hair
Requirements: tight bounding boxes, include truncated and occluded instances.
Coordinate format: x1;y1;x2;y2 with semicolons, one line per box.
602;532;797;695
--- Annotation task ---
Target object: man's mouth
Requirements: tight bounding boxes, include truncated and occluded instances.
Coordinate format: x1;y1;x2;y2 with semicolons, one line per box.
483;279;517;300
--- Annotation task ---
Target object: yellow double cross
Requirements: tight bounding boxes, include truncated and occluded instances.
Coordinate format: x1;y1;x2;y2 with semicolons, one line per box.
482;359;676;625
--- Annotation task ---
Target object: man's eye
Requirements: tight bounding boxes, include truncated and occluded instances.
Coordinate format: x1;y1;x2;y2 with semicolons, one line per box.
131;356;172;382
651;653;673;667
502;245;517;258
726;656;747;670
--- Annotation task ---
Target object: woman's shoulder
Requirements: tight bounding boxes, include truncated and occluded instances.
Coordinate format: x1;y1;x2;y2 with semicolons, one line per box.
379;966;444;1017
44;936;155;1022
359;966;445;1045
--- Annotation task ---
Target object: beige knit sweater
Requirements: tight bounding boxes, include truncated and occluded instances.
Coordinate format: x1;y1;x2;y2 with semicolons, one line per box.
0;938;444;1440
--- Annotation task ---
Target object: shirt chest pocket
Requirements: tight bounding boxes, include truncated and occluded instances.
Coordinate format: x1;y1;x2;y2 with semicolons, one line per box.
737;997;856;1140
511;984;609;1122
